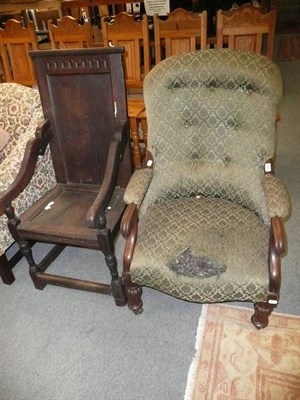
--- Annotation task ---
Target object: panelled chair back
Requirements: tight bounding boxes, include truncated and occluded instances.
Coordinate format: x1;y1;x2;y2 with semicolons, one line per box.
3;48;132;305
154;8;207;64
216;4;277;59
121;49;291;328
48;15;93;49
0;19;38;86
101;12;150;90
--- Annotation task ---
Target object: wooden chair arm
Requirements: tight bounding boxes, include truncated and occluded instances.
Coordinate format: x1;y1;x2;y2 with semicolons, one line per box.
86;140;122;229
268;216;285;302
271;216;285;255
0;137;41;215
121;202;138;238
121;203;138;273
35;118;52;155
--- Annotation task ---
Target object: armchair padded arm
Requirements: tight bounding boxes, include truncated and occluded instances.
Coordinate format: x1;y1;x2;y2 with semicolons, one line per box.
263;174;291;219
0;119;51;215
86;140;122;229
123;168;153;209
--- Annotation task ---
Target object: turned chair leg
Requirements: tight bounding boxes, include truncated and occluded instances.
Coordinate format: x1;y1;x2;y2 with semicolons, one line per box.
104;253;127;307
251;302;275;329
19;240;46;290
97;222;127;307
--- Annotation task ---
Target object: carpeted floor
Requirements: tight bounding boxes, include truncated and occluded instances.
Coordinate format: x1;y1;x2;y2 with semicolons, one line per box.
185;304;300;400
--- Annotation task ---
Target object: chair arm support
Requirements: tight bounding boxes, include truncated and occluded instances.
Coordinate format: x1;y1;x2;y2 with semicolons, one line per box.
268;216;285;301
35;118;52;155
86;140;122;229
0;137;41;215
121;203;138;273
271;216;285;255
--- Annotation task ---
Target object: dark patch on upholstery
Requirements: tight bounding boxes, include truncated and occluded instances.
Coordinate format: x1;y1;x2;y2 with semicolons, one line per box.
166;76;257;94
167;248;227;277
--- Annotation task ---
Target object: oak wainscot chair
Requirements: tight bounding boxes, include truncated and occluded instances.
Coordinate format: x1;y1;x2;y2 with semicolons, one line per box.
1;48;132;305
121;49;291;328
0;19;38;86
216;4;277;59
102;12;151;169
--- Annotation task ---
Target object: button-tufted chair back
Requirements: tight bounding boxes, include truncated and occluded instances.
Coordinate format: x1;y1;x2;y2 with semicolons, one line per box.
141;49;282;222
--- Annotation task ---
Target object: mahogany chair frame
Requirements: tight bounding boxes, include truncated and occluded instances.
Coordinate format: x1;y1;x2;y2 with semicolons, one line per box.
48;15;94;49
216;5;277;59
154;8;207;64
0;19;38;86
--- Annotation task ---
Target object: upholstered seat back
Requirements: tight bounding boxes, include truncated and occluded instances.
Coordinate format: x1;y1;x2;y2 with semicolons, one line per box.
142;49;282;222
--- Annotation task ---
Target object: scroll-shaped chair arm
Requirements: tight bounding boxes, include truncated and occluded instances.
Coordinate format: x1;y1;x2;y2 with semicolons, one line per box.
86;140;122;229
271;216;285;255
268;216;285;300
121;203;138;273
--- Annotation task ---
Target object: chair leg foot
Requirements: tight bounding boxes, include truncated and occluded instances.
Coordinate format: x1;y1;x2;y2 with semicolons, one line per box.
251;301;274;329
126;285;143;314
29;269;47;290
111;277;127;306
0;253;15;285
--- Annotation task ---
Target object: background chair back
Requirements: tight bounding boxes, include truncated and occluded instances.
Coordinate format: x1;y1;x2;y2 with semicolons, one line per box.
0;19;38;86
102;12;150;90
48;15;93;49
216;5;277;59
154;8;207;64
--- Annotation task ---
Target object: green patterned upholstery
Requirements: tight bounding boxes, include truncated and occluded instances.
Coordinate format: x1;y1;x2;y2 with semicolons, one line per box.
263;174;291;218
124;168;153;208
141;49;282;222
126;49;288;304
131;197;269;303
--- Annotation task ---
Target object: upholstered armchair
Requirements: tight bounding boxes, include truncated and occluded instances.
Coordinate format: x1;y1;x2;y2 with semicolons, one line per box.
121;49;291;328
0;83;56;284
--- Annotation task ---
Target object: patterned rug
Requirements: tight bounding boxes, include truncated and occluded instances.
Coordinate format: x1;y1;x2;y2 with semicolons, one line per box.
185;304;300;400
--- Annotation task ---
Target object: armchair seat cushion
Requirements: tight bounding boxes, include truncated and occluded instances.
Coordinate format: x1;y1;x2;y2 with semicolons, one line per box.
131;196;269;303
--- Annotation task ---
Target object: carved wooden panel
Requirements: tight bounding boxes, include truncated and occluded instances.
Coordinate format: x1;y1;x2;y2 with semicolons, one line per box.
216;5;277;59
154;8;207;64
31;48;128;184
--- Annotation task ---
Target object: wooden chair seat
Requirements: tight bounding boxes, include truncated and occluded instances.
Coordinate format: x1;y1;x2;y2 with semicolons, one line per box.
19;184;125;248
